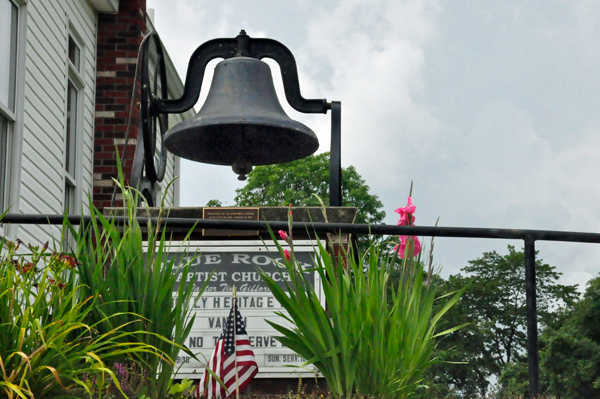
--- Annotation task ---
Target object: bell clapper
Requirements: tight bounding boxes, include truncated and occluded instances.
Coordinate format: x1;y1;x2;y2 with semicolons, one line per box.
233;159;253;181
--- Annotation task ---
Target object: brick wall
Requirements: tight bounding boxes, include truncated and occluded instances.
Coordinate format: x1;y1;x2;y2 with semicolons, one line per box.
94;0;146;211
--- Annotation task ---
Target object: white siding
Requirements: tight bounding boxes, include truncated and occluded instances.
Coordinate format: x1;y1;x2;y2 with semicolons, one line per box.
16;0;97;245
6;1;193;246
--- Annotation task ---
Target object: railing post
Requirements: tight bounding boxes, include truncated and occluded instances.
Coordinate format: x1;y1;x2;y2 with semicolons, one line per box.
329;101;342;207
525;236;539;398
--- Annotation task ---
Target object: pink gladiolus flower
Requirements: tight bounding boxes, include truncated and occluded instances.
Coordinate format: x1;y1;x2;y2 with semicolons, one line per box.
394;196;416;215
397;214;415;226
394;197;421;258
394;197;417;226
284;249;291;261
278;230;288;241
394;236;422;258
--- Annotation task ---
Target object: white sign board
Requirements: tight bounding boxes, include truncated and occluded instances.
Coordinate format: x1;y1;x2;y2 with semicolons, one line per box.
159;240;324;380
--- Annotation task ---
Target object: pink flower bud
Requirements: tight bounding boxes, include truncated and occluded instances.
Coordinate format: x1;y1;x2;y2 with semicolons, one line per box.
284;249;291;261
278;230;288;241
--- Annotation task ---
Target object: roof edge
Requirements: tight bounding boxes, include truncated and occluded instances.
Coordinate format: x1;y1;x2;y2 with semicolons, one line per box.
88;0;119;14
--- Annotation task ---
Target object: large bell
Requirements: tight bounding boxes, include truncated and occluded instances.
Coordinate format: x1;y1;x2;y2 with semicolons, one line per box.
163;56;319;180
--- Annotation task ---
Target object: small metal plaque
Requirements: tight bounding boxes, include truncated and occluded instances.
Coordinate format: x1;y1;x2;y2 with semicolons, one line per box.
202;207;259;236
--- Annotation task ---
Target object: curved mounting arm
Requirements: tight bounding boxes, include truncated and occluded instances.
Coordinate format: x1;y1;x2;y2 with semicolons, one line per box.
250;38;329;114
156;38;237;114
156;31;329;115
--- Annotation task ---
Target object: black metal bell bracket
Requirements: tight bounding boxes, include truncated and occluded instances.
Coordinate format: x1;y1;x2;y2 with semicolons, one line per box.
156;30;329;115
136;30;343;207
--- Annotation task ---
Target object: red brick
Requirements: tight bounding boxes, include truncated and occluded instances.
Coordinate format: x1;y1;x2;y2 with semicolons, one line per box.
105;50;128;58
95;139;113;146
111;64;128;72
94;125;115;132
114;97;132;105
113;125;130;132
94;0;147;211
95;152;115;159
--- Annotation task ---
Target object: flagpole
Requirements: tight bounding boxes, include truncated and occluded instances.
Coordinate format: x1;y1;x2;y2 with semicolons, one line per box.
233;285;240;399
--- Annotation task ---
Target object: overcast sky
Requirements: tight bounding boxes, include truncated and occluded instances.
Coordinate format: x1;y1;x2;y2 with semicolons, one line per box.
147;0;600;289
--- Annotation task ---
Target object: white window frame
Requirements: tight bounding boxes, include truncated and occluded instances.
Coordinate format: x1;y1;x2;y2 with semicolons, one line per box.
0;0;27;239
62;23;85;250
64;24;85;217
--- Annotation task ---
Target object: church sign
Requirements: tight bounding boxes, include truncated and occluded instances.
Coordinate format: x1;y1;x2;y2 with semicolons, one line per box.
159;240;324;379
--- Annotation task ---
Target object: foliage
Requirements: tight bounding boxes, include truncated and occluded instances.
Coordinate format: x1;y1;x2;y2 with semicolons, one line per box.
260;212;466;398
420;245;578;398
461;245;577;365
78;364;196;399
576;274;600;343
0;236;159;398
496;360;529;399
531;274;600;398
497;275;600;399
540;327;600;398
205;199;222;207
416;273;494;399
234;152;385;226
167;378;195;398
74;178;206;398
85;360;156;399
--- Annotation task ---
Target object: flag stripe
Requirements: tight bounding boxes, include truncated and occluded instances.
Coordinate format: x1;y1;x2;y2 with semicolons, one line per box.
223;353;255;369
224;364;258;390
201;301;259;399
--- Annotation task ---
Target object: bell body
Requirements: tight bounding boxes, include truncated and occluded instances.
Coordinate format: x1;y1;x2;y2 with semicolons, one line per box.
164;56;319;178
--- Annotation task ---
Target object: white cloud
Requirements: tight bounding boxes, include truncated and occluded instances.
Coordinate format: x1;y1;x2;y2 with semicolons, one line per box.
298;0;443;188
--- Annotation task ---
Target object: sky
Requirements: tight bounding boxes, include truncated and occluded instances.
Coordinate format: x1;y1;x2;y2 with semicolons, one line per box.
147;0;600;290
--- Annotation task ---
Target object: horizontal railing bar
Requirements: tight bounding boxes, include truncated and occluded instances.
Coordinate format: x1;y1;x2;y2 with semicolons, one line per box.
2;213;600;244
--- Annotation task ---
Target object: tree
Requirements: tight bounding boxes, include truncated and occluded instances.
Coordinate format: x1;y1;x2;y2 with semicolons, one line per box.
421;245;578;398
498;275;600;399
534;275;600;398
420;273;495;398
234;152;385;226
205;199;223;207
461;246;577;367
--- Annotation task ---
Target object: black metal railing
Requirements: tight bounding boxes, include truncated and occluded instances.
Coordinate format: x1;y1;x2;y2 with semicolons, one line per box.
4;213;600;398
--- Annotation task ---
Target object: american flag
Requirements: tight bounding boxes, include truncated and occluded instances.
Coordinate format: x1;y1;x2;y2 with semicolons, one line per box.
200;300;258;399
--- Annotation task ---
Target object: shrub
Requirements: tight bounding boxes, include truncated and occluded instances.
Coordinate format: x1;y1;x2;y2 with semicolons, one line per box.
0;237;158;398
74;181;206;398
260;220;466;398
